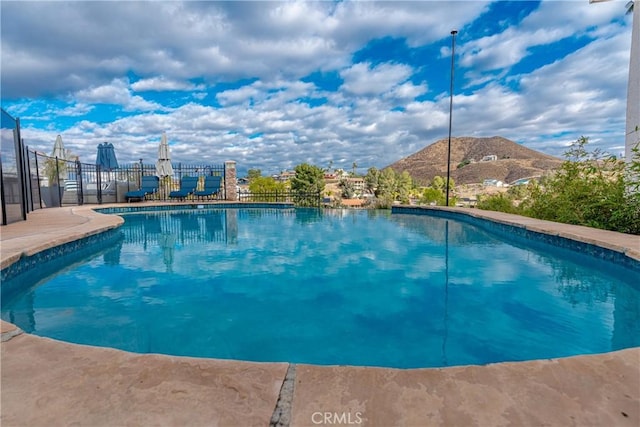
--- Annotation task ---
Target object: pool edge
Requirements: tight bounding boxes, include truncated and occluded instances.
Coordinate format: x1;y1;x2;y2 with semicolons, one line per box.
392;205;640;266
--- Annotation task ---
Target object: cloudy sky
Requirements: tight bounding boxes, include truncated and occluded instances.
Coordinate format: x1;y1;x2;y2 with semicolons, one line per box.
1;0;634;176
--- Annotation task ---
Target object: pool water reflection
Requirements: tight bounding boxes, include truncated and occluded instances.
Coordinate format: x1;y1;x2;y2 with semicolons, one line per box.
2;208;638;369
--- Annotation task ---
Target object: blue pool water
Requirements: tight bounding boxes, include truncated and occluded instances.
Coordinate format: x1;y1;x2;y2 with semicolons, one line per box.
2;208;639;369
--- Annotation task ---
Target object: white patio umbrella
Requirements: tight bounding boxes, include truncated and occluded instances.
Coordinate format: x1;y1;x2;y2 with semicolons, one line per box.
155;132;174;177
156;132;174;198
48;135;68;187
51;135;66;159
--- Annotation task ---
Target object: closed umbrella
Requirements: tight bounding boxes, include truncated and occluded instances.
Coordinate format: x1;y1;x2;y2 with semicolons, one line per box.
48;135;67;203
156;133;174;199
96;142;119;171
95;142;119;203
155;133;174;177
52;135;66;159
105;142;119;170
96;143;107;169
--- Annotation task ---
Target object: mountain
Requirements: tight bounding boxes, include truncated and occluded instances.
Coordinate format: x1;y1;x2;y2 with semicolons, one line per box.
386;136;563;185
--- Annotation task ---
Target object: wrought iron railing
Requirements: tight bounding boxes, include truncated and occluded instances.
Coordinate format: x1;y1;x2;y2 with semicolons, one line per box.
238;190;322;207
27;149;226;207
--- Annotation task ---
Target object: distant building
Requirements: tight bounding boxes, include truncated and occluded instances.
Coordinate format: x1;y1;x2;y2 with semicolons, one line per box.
347;177;366;195
341;198;366;208
483;179;505;187
273;171;296;182
480;154;498;162
334;169;349;178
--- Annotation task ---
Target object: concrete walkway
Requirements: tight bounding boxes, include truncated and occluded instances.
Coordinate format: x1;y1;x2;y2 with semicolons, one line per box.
1;205;639;426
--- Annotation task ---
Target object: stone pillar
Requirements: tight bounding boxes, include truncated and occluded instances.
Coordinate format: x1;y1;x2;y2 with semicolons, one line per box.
224;161;237;201
225;209;238;244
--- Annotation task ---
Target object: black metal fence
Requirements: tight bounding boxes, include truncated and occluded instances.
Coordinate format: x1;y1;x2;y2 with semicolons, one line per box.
28;150;226;208
238;190;322;207
1;109;29;225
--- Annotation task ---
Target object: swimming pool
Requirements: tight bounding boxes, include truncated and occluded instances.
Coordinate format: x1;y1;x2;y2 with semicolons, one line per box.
2;207;638;369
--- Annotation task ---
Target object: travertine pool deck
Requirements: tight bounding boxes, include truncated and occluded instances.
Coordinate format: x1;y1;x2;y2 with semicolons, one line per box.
1;204;639;426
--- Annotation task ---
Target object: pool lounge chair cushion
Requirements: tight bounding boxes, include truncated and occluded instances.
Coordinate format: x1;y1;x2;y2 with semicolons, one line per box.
125;176;160;202
169;176;199;200
194;175;222;200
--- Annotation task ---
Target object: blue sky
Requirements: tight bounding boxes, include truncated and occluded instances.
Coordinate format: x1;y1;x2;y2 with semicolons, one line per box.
1;0;634;176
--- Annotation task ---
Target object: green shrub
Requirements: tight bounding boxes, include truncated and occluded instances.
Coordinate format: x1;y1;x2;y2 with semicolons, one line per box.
519;137;640;234
420;187;445;205
477;193;520;214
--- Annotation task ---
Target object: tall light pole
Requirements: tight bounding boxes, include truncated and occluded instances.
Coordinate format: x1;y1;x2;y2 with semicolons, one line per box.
625;1;639;164
590;0;639;163
446;29;458;207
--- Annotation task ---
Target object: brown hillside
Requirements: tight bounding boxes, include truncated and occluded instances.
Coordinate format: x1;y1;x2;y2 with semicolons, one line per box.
387;136;562;185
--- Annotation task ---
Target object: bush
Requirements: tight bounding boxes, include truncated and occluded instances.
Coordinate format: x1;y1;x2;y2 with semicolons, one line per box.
478;137;640;235
420;187;445;206
477;193;520;214
457;159;470;169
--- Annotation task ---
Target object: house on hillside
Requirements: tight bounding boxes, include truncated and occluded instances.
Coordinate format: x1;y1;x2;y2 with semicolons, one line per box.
348;177;365;195
480;154;498;162
483;179;505;187
273;171;296;182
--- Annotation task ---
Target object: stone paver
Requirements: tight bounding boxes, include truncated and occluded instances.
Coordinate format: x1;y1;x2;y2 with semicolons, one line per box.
0;206;123;270
291;349;639;427
1;324;287;427
1;205;639;426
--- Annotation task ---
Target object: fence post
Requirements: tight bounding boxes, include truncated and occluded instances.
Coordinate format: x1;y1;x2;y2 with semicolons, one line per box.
76;160;83;205
97;165;103;204
139;159;143;187
55;156;62;206
34;150;43;209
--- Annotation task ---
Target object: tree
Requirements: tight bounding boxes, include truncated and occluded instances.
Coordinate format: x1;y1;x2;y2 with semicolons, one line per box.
248;176;286;202
338;178;356;198
431;176;445;192
247;168;262;181
291;163;325;194
376;168;397;208
364;167;380;195
397;171;413;204
418;175;454;206
420;187;445;206
43;157;67;186
352;162;358;176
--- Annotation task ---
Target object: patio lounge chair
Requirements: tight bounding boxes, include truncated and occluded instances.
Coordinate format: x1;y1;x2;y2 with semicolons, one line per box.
169;176;199;201
125;176;159;202
194;175;222;200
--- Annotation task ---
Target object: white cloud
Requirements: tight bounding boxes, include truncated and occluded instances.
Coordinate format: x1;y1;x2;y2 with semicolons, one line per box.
131;77;205;92
340;62;414;96
52;103;93;117
216;85;261;106
2;0;634;173
75;78;164;112
458;0;624;72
